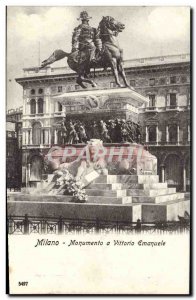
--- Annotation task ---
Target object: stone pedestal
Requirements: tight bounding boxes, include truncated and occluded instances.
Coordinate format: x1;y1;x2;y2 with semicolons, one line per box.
53;87;149;123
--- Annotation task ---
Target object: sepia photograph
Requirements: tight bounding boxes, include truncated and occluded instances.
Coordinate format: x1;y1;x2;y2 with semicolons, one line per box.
6;5;191;294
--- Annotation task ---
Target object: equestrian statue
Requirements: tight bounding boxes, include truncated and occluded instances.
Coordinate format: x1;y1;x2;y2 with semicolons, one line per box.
41;11;130;89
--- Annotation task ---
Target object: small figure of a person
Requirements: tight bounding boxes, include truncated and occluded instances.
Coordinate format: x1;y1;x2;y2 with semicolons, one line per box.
115;119;122;143
120;119;129;143
100;120;111;142
92;121;100;139
67;121;79;144
107;119;116;143
78;123;87;143
136;122;142;143
127;121;136;142
60;119;67;144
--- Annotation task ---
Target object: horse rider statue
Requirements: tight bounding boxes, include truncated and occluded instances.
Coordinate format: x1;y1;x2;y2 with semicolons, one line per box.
41;12;131;88
72;11;102;65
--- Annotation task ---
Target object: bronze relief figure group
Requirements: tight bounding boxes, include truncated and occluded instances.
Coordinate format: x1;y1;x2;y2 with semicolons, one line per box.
56;118;141;145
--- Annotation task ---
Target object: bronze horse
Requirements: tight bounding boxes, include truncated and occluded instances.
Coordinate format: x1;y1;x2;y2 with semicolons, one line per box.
41;16;130;89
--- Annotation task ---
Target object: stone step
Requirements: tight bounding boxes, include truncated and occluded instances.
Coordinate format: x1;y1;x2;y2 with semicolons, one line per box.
85;189;127;197
142;183;168;189
121;183;144;189
127;188;176;197
86;183;123;190
14;193;132;205
93;175;159;184
89;182;162;190
116;175;160;184
93;175;118;184
87;196;132;204
106;182;170;190
132;193;185;204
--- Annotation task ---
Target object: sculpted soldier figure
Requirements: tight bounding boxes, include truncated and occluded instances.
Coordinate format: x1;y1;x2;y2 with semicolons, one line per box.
72;11;102;64
60;118;67;144
77;122;88;144
107;119;116;143
92;121;100;139
67;121;79;144
100;120;111;142
120;119;131;143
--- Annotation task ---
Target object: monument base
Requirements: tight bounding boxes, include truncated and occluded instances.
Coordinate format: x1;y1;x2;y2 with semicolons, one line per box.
7;199;190;223
7;174;189;223
8;141;189;225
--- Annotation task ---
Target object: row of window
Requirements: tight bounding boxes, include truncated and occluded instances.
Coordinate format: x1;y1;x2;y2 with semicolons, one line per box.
31;85;78;95
148;93;190;108
147;125;190;143
129;75;188;87
30;99;63;115
24;123;49;145
29;74;188;96
29;93;189;115
30;88;44;95
29;94;188;115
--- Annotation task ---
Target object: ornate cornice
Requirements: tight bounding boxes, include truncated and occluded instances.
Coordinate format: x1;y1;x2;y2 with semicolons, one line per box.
16;61;190;87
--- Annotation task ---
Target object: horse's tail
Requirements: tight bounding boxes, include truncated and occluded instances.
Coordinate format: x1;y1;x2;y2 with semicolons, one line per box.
40;49;70;68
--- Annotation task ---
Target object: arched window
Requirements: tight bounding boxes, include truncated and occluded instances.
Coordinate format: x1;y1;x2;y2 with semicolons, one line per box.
148;125;156;142
38;98;44;114
30;89;35;95
169;125;177;143
38;88;43;94
32;122;41;145
30;99;36;114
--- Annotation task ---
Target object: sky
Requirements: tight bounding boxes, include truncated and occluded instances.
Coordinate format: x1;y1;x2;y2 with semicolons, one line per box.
7;6;190;110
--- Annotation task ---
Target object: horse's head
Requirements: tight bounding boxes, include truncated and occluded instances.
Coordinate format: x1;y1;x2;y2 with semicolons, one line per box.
100;16;125;33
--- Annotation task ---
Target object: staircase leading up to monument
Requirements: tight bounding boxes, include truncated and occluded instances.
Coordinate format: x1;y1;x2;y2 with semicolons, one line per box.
33;173;187;209
82;174;189;221
11;173;189;222
85;174;181;204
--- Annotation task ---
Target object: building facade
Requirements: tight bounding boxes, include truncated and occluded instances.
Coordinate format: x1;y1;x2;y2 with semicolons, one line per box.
15;53;190;191
6;107;23;189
